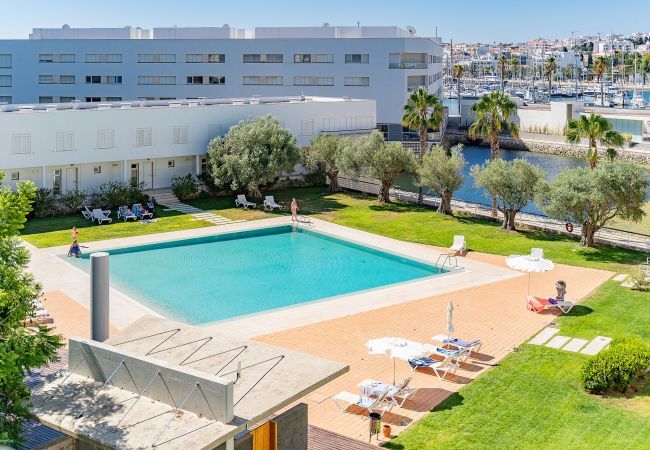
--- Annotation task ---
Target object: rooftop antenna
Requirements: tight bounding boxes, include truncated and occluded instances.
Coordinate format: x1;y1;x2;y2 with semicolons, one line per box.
357;21;360;27
435;26;438;38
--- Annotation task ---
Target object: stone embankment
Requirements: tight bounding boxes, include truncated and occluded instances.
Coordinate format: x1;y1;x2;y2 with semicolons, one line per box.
445;130;650;165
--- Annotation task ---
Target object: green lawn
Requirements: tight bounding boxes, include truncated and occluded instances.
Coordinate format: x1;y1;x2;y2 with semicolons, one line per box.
384;281;650;450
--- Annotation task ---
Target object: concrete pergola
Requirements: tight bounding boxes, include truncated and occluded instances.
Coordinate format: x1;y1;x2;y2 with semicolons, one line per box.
29;316;348;449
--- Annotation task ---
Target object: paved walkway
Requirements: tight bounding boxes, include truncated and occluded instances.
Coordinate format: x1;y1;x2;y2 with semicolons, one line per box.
153;191;238;226
254;250;613;445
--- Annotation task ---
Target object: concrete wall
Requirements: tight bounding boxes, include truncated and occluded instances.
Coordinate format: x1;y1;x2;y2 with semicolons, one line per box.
518;102;578;135
272;403;308;450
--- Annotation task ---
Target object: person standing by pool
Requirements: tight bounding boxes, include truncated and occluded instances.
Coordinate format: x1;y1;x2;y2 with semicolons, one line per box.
68;239;81;258
290;198;298;222
71;226;78;241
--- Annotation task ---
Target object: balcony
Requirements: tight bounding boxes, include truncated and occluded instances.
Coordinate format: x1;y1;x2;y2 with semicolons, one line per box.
390;62;428;69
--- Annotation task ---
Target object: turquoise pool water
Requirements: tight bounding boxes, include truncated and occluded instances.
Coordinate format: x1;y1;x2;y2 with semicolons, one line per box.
67;226;445;324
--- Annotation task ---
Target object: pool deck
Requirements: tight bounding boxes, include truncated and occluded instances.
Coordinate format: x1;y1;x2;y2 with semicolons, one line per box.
29;218;614;445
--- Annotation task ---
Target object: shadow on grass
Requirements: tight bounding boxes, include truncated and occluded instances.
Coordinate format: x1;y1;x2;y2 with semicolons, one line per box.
563;305;594;317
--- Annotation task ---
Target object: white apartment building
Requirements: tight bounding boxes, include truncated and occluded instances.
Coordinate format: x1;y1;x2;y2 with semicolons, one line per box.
0;96;376;192
0;24;442;140
596;39;635;54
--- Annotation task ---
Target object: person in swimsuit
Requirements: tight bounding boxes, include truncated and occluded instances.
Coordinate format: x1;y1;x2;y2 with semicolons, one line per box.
290;198;298;222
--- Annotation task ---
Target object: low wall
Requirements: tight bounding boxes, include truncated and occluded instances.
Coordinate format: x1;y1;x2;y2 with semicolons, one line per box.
445;130;650;164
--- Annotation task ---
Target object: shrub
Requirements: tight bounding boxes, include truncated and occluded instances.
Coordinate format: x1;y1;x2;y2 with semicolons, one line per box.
58;189;87;214
581;338;650;394
32;188;57;218
629;272;649;291
171;173;199;200
98;181;146;209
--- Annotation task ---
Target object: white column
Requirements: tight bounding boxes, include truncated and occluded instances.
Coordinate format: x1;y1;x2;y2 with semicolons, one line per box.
123;160;129;182
195;155;201;177
40;166;45;189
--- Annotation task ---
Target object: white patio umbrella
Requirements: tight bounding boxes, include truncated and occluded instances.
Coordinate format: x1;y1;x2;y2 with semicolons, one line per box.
365;337;429;386
505;250;555;296
446;300;455;339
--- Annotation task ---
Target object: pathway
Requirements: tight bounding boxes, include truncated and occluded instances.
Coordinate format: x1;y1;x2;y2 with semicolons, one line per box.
529;327;612;355
151;190;239;226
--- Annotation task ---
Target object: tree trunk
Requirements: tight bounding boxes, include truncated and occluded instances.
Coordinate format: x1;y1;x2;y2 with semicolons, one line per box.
438;190;453;215
501;209;517;231
580;220;597;247
250;187;262;199
457;78;461;116
327;170;340;193
548;76;552;102
417;128;427;204
490;131;500;216
378;182;391;203
600;78;604;106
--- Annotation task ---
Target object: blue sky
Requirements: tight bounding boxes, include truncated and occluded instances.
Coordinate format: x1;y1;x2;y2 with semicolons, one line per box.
1;0;648;42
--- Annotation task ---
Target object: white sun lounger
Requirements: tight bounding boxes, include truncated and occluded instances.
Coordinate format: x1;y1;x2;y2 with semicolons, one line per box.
92;209;112;224
437;337;483;354
408;357;460;380
548;299;575;314
358;377;416;408
449;235;466;255
263;195;282;211
333;387;395;417
235;194;256;209
118;206;137;221
429;346;471;363
530;248;544;260
82;205;93;220
133;204;153;219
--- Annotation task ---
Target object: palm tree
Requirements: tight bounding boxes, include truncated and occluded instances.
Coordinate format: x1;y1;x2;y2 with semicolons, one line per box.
402;88;444;203
452;65;464;116
468;91;519;160
498;55;508;92
544;57;557;101
565;113;625;169
593;56;608;106
509;57;520;79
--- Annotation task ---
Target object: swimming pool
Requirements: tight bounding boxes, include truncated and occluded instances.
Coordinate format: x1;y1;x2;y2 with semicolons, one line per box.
67;226;446;324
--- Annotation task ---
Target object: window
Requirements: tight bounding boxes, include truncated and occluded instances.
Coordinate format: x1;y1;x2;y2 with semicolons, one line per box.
39;54;75;63
243;53;283;63
345;54;369;64
168;160;175;168
55;131;74;152
106;76;122;84
172;126;188;144
294;53;334;63
200;157;208;175
60;96;75;102
293;76;334;86
138;76;176;85
39;75;54;84
85;54;122;63
0;54;11;68
136;128;152;147
86;75;101;84
10;172;19;181
85;97;101;102
301;119;314;136
12;134;30;154
97;129;114;149
186;53;225;63
60;75;75;84
0;96;12;104
138;54;176;63
344;76;370;86
93;166;102;174
209;76;225;85
39;96;54;103
186;76;203;84
243;76;283;85
105;97;122;102
0;75;11;87
53;169;62;195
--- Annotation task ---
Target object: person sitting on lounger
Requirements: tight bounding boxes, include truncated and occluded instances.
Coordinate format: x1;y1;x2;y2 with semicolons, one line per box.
133;203;146;219
146;198;155;214
68;239;81;258
548;280;566;305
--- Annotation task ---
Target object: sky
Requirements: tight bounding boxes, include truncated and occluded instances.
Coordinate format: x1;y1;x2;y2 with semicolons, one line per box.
0;0;648;42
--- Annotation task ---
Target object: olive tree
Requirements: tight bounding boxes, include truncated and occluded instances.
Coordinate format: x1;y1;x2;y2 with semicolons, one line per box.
341;131;416;203
418;145;466;215
472;159;547;230
207;115;301;198
1;174;63;445
539;161;647;247
304;134;347;193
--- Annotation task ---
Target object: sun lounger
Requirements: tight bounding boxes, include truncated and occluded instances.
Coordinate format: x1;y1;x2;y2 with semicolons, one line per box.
449;235;466;255
92;209;112;224
263;195;282;211
429;346;471;363
547;298;574;313
530;248;544;260
441;337;482;354
82;205;93;220
358;377;416;407
133;204;153;219
408;357;459;380
333;387;395;417
118;206;137;221
527;295;549;313
235;194;256;209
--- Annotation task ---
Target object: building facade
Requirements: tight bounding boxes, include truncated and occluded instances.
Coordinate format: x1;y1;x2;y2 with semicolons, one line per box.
0;96;376;192
0;25;442;139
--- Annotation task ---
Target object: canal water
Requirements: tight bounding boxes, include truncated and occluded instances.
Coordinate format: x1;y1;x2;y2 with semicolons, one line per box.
395;145;650;216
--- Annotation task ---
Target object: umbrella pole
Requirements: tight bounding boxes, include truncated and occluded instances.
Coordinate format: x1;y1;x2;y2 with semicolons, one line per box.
393;358;396;386
527;272;531;296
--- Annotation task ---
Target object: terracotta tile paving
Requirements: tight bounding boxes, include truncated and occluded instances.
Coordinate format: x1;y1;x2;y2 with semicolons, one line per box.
41;290;119;341
255;251;613;445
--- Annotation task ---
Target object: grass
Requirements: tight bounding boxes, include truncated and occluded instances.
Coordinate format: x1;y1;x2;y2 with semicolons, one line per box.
608;202;650;235
384;281;650;450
